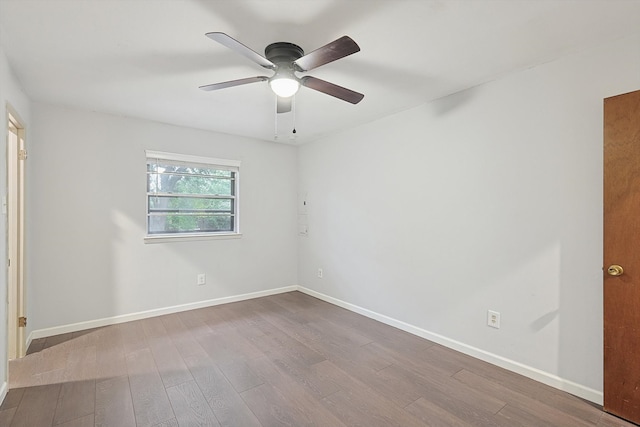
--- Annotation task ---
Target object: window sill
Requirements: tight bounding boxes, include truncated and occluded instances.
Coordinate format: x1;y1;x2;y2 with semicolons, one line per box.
144;232;242;244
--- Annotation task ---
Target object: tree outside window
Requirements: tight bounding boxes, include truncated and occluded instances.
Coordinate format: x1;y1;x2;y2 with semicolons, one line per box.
146;151;240;236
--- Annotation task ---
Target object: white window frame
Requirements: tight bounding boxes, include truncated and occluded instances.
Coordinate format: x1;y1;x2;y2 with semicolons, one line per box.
144;150;241;243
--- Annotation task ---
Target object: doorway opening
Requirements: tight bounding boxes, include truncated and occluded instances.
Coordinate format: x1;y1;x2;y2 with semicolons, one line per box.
6;106;26;360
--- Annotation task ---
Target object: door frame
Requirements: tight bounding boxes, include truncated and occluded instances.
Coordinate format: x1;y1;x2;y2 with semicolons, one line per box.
6;104;26;360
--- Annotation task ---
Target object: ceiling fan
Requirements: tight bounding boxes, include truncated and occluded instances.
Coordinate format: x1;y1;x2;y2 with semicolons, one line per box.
200;32;364;114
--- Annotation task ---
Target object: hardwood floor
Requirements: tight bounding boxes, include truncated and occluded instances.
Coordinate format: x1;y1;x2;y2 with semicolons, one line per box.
0;291;634;426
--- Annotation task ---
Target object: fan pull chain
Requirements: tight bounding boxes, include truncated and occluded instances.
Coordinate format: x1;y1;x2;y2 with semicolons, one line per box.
274;97;279;140
292;96;297;134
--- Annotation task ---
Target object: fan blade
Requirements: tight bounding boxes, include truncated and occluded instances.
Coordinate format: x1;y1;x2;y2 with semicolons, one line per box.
277;97;292;114
206;32;275;69
300;76;364;104
293;36;360;72
199;76;268;91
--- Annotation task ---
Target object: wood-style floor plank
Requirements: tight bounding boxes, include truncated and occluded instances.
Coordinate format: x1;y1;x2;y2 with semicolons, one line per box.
246;356;347;426
184;354;262;427
5;291;637;427
314;359;427;427
152;419;179;427
0;387;24;411
147;334;194;389
0;407;17;426
240;382;323;427
57;414;94;427
162;313;208;355
119;320;148;355
94;375;136;427
126;348;175;427
246;321;326;366
455;368;593;427
52;380;95;425
259;350;341;399
9;383;61;427
217;359;264;393
323;388;425;427
42;333;74;350
166;380;220;427
598;412;639;427
404;396;471;426
95;326;127;380
26;338;46;355
52;344;97;425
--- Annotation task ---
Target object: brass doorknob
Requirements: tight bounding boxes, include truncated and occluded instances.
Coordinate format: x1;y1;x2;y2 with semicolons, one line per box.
607;265;624;276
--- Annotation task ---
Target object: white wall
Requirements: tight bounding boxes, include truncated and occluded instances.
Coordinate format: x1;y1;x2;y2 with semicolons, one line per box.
27;104;298;334
0;43;31;398
298;33;640;399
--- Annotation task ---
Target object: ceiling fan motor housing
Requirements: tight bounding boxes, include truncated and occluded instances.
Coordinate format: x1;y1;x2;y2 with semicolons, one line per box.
265;42;304;66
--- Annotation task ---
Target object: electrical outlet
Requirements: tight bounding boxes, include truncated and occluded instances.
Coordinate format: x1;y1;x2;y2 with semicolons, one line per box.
197;274;206;285
317;268;323;279
487;310;500;329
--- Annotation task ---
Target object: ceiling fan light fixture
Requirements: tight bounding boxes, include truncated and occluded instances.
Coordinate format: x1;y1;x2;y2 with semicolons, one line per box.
269;76;300;98
202;33;364;108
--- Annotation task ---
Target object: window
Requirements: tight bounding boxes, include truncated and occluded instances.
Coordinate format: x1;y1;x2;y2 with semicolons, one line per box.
145;151;240;241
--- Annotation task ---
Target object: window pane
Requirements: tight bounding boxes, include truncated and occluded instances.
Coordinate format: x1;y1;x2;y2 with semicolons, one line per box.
147;170;233;196
173;174;233;196
148;196;232;213
147;162;232;175
148;214;233;234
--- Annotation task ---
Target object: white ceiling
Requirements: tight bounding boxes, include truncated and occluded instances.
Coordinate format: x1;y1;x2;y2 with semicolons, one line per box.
1;0;640;144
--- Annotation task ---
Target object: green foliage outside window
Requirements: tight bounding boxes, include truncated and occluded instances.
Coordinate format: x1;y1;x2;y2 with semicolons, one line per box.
147;161;237;234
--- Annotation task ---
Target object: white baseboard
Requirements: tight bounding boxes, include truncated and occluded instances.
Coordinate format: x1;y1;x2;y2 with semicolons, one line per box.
26;285;297;345
0;381;6;407
297;286;603;405
24;283;602;405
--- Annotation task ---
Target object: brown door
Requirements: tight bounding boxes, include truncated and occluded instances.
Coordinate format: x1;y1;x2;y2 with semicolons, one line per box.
603;89;640;423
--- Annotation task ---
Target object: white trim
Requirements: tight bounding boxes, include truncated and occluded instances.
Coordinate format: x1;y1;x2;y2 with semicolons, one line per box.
144;232;242;244
297;286;603;405
145;150;241;169
26;286;296;343
0;381;6;407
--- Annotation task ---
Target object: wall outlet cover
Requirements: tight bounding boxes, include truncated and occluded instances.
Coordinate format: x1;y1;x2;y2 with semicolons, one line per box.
488;310;501;329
